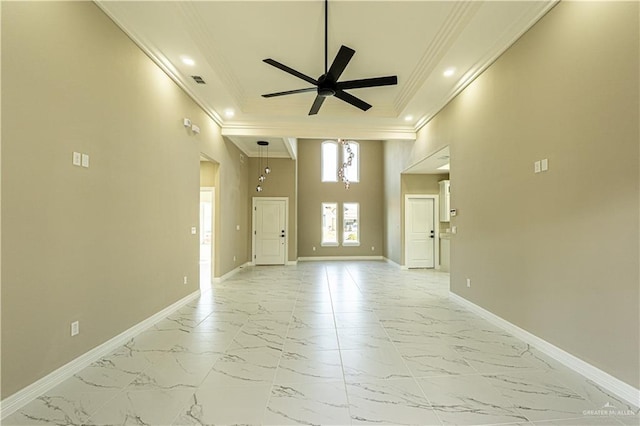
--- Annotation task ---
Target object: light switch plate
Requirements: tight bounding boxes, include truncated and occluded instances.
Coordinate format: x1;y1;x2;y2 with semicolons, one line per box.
534;161;541;173
81;154;89;168
72;152;81;166
191;227;197;235
541;158;548;171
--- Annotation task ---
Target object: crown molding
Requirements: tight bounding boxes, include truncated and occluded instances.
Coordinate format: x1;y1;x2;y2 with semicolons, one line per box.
221;122;416;142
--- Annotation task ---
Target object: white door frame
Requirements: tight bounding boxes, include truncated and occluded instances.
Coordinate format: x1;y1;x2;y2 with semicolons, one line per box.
252;197;289;265
404;194;440;269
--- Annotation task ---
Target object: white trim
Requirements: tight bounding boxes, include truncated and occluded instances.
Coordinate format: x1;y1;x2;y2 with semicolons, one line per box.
449;292;640;408
286;260;298;266
404;194;439;268
298;256;384;262
212;262;251;283
0;290;200;419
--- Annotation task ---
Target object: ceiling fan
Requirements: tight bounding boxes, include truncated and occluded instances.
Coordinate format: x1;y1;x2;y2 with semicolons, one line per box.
262;0;398;115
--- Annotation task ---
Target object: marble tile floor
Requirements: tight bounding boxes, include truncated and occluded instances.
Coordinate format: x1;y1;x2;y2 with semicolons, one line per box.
4;261;638;426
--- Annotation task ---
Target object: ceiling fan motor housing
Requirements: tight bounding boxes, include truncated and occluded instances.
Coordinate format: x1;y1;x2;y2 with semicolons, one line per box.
317;74;336;97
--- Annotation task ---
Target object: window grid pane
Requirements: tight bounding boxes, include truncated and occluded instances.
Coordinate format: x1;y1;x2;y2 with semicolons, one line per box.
322;203;338;245
343;202;359;244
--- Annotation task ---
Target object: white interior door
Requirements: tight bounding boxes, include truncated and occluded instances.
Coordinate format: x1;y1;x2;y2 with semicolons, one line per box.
254;198;287;265
405;196;436;268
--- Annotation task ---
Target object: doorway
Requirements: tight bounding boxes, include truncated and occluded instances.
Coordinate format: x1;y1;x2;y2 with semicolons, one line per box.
252;197;288;265
405;194;439;268
199;156;218;290
199;187;214;290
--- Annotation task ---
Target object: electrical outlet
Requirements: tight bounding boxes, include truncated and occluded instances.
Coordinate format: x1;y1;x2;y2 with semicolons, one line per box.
371;246;375;251
312;246;316;251
183;276;188;285
72;152;81;166
466;278;471;288
233;255;237;262
71;321;80;336
534;161;541;173
541;158;549;171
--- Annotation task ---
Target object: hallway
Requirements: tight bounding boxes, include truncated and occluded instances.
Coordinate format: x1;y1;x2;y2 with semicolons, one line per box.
4;261;638;425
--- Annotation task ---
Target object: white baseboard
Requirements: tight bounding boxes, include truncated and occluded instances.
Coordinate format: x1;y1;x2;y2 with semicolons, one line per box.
384;257;402;268
212;262;251;283
0;290;200;420
286;260;298;266
297;256;384;262
449;292;640;408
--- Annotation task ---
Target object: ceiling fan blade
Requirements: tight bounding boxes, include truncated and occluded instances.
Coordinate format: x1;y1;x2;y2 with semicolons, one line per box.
262;87;317;98
263;59;318;86
334;90;372;111
308;95;326;115
337;75;398;90
327;45;355;81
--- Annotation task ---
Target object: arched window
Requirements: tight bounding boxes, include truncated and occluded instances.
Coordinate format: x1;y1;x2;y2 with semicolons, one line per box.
321;141;338;182
342;141;359;183
322;140;360;183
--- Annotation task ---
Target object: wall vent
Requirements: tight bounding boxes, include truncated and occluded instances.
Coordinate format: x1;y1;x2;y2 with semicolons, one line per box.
191;75;206;84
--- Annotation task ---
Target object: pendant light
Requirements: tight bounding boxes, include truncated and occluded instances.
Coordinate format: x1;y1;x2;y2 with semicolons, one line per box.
337;138;354;190
256;140;270;192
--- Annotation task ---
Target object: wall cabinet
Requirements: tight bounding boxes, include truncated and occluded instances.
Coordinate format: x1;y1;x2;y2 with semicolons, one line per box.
439;180;450;222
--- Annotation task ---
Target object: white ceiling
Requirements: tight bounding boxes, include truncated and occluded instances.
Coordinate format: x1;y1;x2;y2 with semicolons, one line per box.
97;0;556;159
404;146;450;174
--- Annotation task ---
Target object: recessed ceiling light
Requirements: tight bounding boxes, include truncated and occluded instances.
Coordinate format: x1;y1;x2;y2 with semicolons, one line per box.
404;115;413;122
224;109;235;118
443;67;456;77
181;57;195;66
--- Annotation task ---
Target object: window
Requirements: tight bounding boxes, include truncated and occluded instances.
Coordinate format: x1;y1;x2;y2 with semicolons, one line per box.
343;202;359;245
322;140;359;183
321;142;338;182
342;141;359;182
321;202;338;246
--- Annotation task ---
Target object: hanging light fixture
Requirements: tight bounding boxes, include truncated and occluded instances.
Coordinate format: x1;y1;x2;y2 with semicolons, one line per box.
256;140;270;192
264;142;271;175
337;138;354;190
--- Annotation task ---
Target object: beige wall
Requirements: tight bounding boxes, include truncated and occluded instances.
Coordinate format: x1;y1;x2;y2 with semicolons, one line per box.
405;1;639;387
247;157;298;262
298;139;383;258
401;173;447;195
382;140;413;265
1;1;249;397
200;161;218;188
